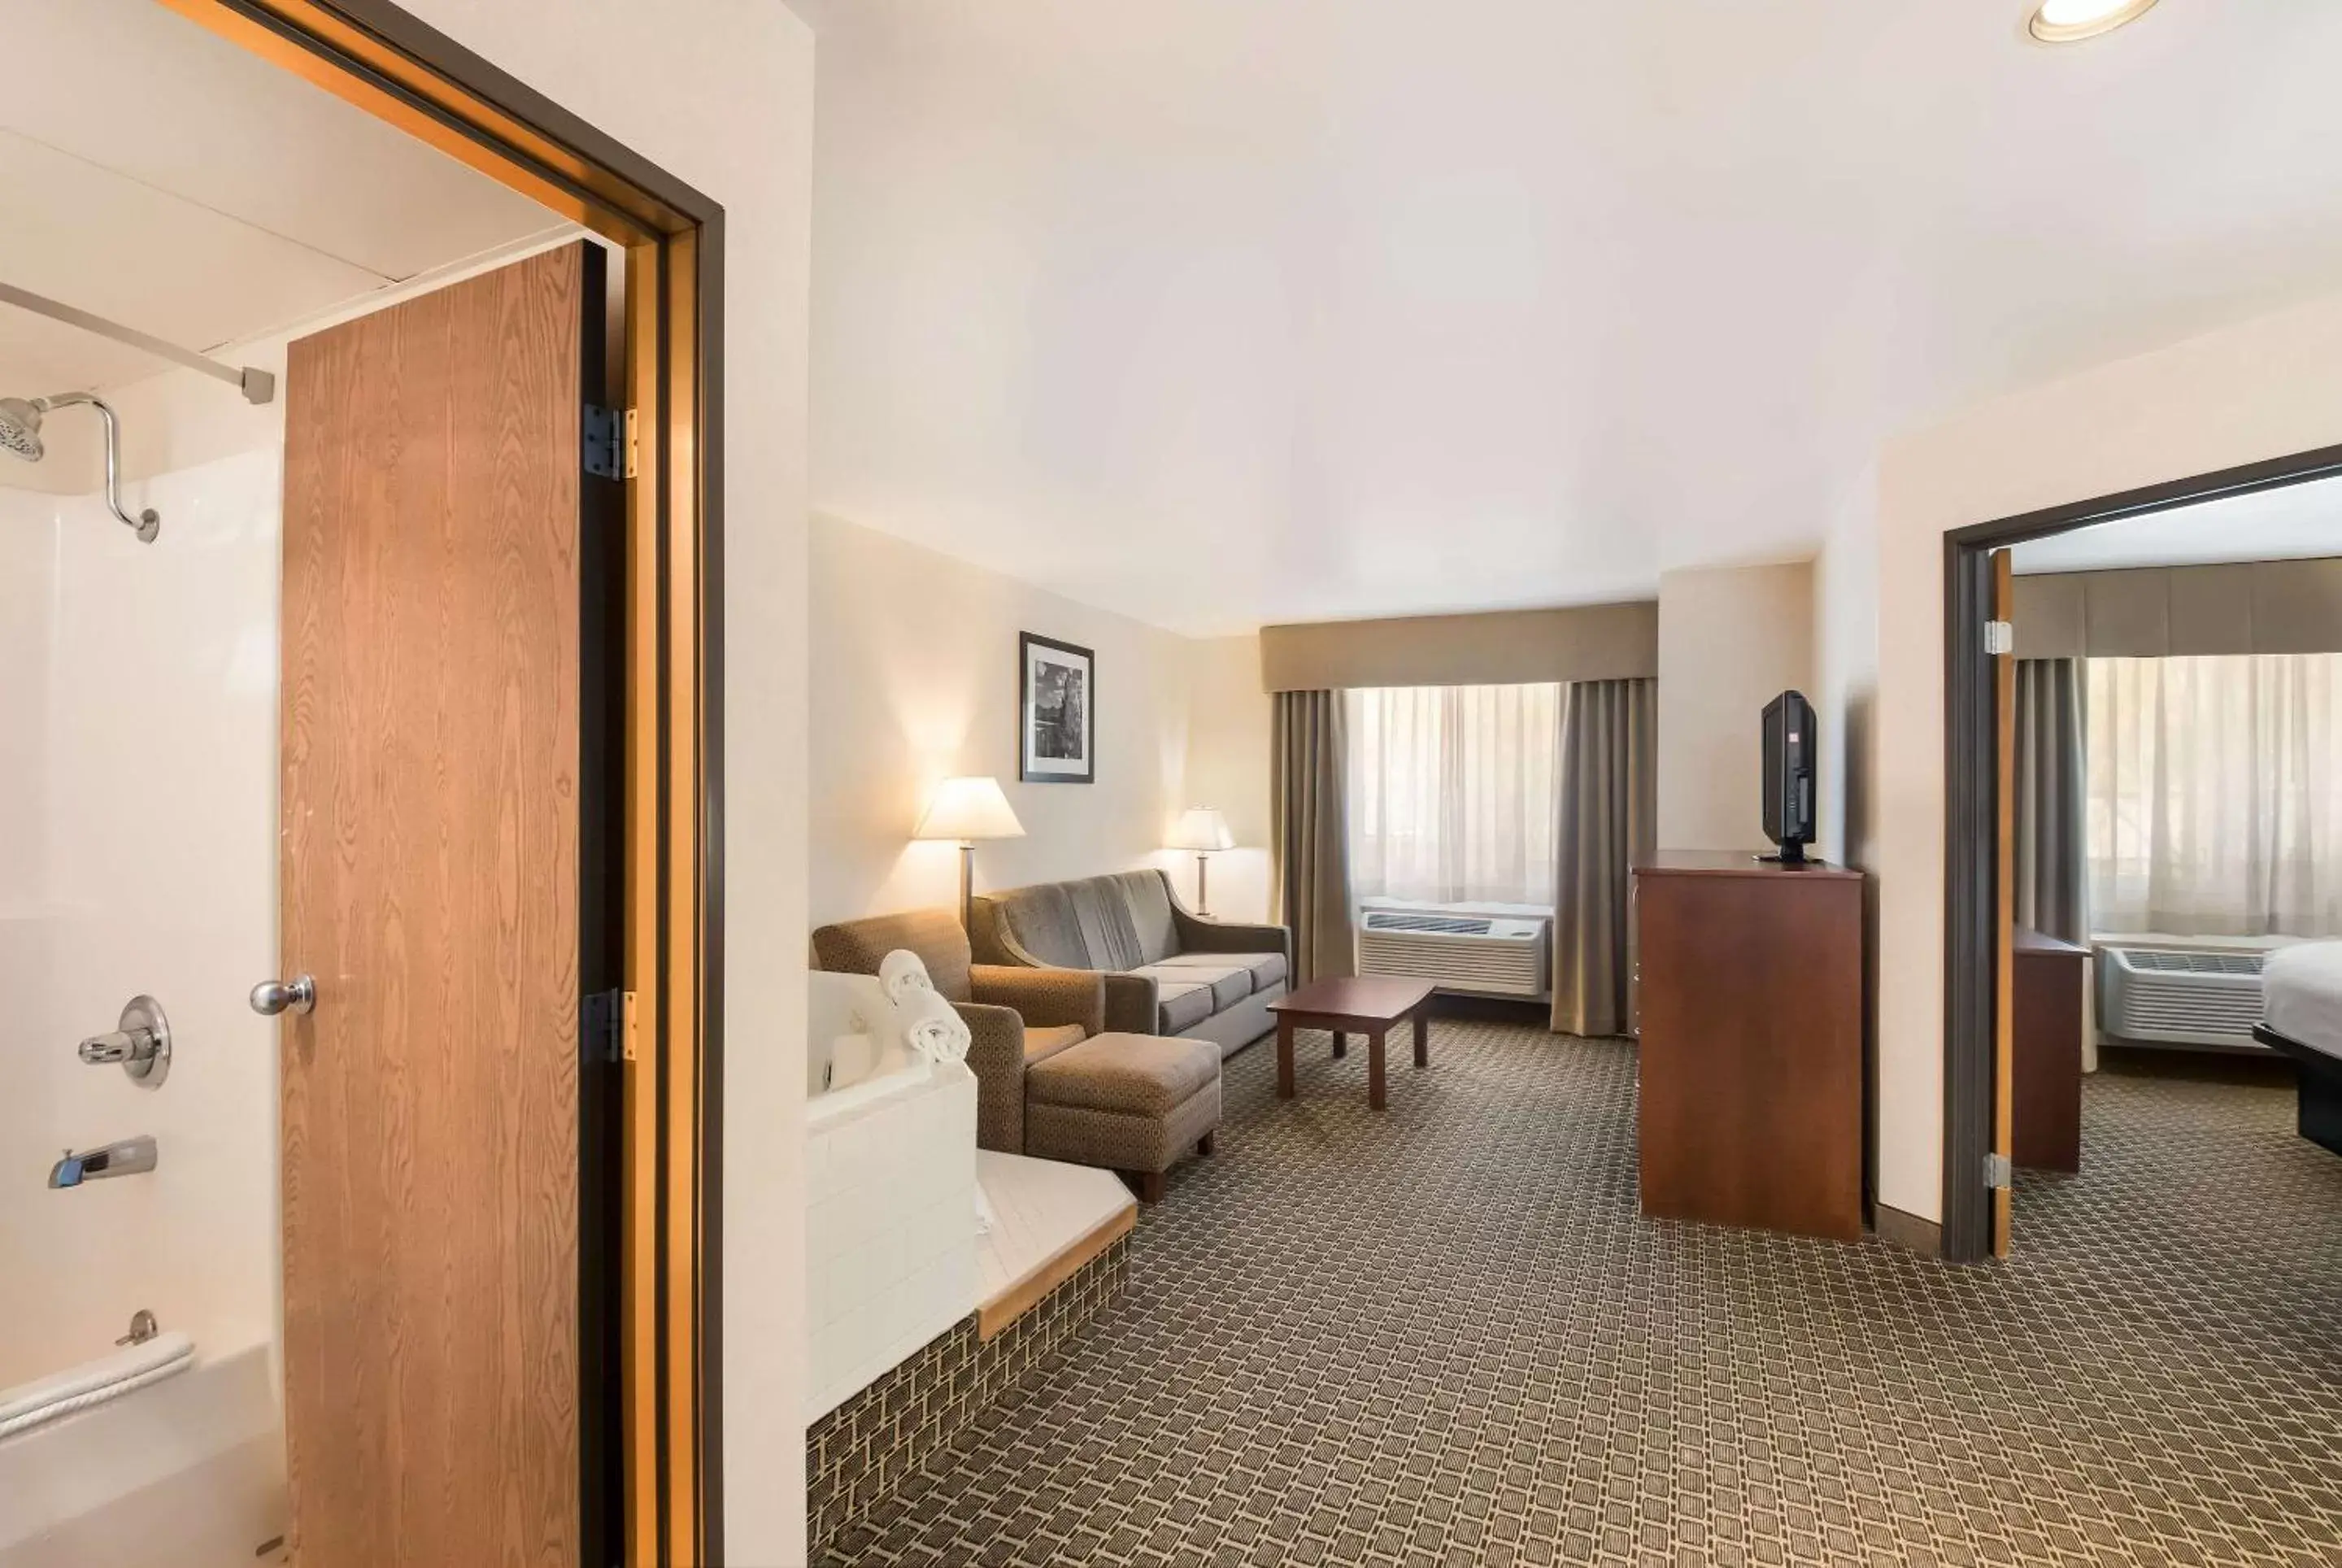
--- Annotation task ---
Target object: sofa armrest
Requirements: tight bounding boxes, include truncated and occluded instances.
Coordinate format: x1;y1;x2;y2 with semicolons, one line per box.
969;964;1105;1037
1173;911;1295;969
951;1000;1028;1153
1102;972;1159;1036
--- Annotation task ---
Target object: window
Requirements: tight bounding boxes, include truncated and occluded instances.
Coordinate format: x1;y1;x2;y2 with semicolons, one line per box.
1344;684;1560;908
2087;653;2342;936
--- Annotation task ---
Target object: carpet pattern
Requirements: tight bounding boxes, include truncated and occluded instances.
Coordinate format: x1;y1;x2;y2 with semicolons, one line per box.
818;1020;2342;1567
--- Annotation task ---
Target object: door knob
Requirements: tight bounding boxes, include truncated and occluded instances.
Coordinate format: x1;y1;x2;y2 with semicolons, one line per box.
249;975;317;1017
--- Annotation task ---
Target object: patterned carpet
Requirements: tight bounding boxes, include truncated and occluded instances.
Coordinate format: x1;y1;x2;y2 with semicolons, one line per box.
819;1018;2342;1568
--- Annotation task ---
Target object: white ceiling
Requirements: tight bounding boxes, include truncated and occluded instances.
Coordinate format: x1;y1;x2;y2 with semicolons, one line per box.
795;1;2342;635
0;0;563;398
2009;470;2342;575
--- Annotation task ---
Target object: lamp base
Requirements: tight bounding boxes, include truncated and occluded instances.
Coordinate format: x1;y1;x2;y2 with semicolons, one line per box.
1194;851;1212;918
958;843;976;932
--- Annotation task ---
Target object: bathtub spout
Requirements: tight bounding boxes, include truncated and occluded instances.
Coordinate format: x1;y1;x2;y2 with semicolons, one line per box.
48;1135;158;1187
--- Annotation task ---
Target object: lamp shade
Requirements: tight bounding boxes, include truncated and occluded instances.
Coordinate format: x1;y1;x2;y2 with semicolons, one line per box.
1166;806;1235;852
914;776;1025;842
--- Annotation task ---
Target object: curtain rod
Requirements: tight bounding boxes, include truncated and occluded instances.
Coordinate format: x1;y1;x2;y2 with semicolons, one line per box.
0;281;276;405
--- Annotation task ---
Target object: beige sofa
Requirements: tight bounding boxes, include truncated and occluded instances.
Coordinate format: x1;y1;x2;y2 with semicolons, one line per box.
970;869;1291;1056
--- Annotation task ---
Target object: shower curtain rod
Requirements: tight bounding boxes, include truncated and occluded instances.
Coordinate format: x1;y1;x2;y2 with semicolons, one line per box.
0;281;276;406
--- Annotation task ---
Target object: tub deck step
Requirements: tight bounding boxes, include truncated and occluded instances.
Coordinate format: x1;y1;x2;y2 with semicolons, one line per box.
974;1152;1136;1339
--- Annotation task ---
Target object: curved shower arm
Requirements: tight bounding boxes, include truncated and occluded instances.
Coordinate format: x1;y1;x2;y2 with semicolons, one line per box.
38;393;160;544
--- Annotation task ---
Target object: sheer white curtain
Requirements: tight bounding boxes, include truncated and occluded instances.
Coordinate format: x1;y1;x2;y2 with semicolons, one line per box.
1344;684;1560;907
2087;654;2342;936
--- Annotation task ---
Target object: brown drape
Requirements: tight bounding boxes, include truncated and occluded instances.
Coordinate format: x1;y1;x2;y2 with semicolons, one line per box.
1551;677;1656;1035
1271;690;1356;985
2013;658;2087;943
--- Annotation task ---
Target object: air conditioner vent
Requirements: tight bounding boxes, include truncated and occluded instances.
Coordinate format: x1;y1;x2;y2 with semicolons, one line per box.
2100;943;2270;1050
1356;902;1551;998
1362;912;1494;937
2123;950;2263;978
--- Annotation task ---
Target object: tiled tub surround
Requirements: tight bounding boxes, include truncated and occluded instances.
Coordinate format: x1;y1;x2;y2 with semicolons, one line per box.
807;1236;1130;1555
806;1055;982;1422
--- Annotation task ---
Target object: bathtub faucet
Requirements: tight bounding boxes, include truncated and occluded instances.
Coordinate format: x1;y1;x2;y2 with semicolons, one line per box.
48;1135;158;1188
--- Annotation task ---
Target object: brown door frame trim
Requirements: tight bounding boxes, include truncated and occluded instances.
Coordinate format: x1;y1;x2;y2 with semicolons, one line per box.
1939;438;2342;1264
157;2;728;1561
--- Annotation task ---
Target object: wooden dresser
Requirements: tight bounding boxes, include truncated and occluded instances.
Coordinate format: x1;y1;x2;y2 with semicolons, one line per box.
1634;852;1865;1241
2012;926;2087;1173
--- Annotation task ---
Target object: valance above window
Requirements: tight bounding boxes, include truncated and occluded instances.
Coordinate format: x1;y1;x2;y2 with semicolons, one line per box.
2013;559;2342;659
1259;602;1657;693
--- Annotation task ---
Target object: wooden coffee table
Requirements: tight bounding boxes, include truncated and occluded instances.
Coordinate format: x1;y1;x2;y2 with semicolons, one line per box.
1269;976;1437;1111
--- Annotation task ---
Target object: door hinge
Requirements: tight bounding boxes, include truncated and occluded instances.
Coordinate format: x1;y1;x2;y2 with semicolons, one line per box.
583;988;639;1064
1983;620;2015;656
623;406;640;480
1983;1152;2013;1191
583;403;638;481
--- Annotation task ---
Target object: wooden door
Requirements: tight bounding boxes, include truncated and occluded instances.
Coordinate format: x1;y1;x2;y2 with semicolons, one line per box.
1992;547;2016;1257
276;241;622;1566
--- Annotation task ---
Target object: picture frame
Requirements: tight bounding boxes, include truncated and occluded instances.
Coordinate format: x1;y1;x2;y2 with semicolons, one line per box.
1019;632;1096;783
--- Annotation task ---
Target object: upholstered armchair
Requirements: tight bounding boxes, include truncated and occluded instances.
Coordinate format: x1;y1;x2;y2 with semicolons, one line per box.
808;908;1104;1153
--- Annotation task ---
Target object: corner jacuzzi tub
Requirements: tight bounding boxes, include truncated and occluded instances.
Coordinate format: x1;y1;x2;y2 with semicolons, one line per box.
804;972;979;1420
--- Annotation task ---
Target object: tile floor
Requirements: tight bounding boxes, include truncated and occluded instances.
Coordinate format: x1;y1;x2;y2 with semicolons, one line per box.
821;1019;2342;1567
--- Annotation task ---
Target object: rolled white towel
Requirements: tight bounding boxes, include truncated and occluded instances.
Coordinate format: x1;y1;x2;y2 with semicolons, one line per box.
895;985;972;1065
879;948;938;1009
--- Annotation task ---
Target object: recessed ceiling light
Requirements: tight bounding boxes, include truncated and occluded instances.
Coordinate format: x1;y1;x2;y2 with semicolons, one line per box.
2028;0;2160;43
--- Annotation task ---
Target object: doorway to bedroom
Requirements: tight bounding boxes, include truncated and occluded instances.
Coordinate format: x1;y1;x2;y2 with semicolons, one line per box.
1943;448;2342;1271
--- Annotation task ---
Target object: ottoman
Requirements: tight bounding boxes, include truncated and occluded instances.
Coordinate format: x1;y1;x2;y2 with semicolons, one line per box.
1023;1031;1222;1201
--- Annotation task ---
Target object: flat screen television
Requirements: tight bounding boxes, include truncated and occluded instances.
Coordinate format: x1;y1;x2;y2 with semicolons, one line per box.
1762;690;1817;864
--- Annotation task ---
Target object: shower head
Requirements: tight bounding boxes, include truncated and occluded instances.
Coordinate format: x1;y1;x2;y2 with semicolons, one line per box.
0;396;44;460
0;391;158;542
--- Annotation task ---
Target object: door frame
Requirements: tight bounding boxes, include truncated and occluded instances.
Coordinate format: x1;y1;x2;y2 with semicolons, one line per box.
1939;439;2342;1264
155;2;727;1561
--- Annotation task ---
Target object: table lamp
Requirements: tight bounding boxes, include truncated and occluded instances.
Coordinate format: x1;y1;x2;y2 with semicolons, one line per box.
914;776;1025;930
1167;807;1235;917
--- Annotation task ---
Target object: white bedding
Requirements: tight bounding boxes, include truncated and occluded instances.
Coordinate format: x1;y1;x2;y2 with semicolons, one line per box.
2261;942;2342;1061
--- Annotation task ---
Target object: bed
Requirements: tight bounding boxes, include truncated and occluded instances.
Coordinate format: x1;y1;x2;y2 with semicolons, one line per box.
2253;942;2342;1158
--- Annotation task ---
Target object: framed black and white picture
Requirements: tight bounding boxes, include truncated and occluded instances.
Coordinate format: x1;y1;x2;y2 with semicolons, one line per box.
1019;632;1095;783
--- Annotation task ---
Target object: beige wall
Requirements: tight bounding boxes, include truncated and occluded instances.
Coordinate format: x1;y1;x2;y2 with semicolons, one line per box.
1179;636;1273;922
1874;289;2342;1228
1656;561;1816;854
809;518;1272;926
399;2;817;1557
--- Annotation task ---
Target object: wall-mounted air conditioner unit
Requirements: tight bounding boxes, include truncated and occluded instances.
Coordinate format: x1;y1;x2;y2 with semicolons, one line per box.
2098;943;2270;1052
1356;899;1551;998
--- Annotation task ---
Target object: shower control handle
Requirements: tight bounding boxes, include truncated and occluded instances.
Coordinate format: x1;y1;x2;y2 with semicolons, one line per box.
79;1027;159;1065
250;975;316;1017
81;995;172;1087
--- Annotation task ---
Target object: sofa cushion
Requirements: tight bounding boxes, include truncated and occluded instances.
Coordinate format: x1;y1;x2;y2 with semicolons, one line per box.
977;869;1184;972
1022;1023;1089;1065
1147;977;1215;1034
1025;1030;1221;1117
986;883;1094;969
1130;961;1250;1014
1156;950;1287;994
1111;870;1180;965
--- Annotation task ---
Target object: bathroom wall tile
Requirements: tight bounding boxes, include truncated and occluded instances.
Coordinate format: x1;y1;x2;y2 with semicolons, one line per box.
805;1066;982;1422
7;449;282;1379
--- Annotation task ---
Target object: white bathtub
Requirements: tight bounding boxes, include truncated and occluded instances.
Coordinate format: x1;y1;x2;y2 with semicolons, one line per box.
0;1340;285;1568
804;973;981;1419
